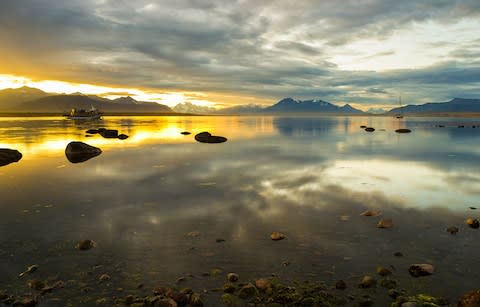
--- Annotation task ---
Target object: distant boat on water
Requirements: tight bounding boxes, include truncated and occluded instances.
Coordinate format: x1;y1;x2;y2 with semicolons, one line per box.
395;96;404;119
64;106;102;120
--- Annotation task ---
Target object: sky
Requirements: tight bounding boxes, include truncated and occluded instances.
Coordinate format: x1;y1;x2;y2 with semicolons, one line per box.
0;0;479;110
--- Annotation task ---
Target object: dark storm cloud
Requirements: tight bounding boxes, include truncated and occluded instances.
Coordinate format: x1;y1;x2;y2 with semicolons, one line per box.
1;0;480;106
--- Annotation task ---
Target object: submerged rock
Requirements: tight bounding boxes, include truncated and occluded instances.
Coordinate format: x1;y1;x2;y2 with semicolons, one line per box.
359;276;376;288
76;239;96;251
377;218;393;228
395;129;412;133
0;148;22;167
458;289;480;307
360;210;381;217
376;266;392;276
465;218;479;229
270;231;286;241
65;142;102;163
408;264;434;277
226;273;239;282
446;226;459;234
194;132;227;144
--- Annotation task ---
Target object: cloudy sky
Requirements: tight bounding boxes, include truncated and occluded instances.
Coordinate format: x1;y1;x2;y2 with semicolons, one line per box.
0;0;479;109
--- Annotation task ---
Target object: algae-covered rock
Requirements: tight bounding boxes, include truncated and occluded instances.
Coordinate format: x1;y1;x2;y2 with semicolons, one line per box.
238;283;258;299
359;276;376;288
227;273;239;282
377;266;392;276
458;289;480;307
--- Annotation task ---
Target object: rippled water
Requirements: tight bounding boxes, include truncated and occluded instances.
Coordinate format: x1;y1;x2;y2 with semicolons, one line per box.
0;115;479;306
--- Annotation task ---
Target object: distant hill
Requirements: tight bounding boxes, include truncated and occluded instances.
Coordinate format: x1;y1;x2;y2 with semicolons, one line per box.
0;86;51;110
0;87;173;113
386;98;480;114
263;98;364;114
216;104;265;114
18;95;173;113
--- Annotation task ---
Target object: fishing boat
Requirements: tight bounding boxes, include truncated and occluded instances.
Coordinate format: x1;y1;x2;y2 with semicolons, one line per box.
64;106;102;120
395;96;404;119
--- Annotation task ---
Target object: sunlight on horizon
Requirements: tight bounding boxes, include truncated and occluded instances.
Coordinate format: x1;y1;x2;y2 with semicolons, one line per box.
0;74;219;108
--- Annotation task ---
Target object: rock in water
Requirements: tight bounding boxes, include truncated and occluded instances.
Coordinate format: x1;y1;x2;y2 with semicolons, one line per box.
194;132;227;143
270;231;286;241
359;275;376;288
446;226;459;234
377;218;393;228
98;129;118;138
360;210;381;217
65;142;102;163
227;273;239;282
0;148;22;167
465;218;479;229
365;127;375;132
85;129;98;134
181;131;191;135
408;264;434;277
376;266;392;276
117;134;129;140
458;289;480;307
76;239;96;251
395;129;411;133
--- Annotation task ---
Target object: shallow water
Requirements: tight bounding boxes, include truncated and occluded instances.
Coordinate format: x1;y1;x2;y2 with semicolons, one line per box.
0;115;479;306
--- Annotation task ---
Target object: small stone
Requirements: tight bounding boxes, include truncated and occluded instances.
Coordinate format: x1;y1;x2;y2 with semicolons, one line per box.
194;132;227;144
96;298;108;304
118;134;129;140
255;278;272;291
360;210;381;217
86;129;98;134
165;288;187;306
76;239;96;250
408;264;434;277
465;218;480;229
376;266;392;276
186;231;200;237
394;252;403;257
99;274;110;282
215;238;226;243
13;298;37;306
377;218;393;228
335;280;347;290
447;226;459;234
270;231;286;241
395;129;412;133
359;276;376;288
180;132;191;135
365;127;375;132
0;148;22;167
227;273;239;282
27;280;45;290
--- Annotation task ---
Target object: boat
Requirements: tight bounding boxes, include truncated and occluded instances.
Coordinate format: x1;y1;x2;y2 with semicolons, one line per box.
395;96;404;119
64;106;102;120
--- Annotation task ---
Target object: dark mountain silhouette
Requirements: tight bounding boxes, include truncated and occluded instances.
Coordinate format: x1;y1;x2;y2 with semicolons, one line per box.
386;98;480;114
0;87;173;113
0;86;51;110
263;98;364;114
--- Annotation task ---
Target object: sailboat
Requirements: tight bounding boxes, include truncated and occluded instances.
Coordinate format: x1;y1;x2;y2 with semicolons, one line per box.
395;96;403;119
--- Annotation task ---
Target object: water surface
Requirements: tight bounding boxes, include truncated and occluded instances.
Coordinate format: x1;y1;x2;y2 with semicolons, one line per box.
1;115;479;306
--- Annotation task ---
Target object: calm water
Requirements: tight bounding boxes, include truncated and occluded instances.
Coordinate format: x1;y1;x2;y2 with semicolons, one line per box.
0;115;479;306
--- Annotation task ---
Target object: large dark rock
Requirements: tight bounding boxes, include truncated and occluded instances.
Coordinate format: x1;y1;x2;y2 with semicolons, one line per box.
194;132;227;143
98;129;118;138
65;142;102;163
0;148;22;166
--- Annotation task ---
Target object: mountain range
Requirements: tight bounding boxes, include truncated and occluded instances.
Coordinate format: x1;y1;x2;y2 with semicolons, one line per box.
0;87;173;113
386;98;480;114
1;87;479;115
